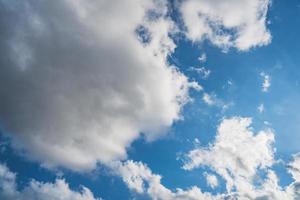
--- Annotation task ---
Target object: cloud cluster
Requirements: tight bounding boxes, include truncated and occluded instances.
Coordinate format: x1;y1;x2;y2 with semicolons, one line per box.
113;160;218;200
0;0;196;171
182;117;300;199
180;0;271;50
0;0;273;173
0;163;101;200
111;118;300;200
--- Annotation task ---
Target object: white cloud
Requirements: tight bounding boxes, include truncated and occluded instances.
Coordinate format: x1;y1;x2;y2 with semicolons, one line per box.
288;153;300;183
0;0;196;171
198;53;207;62
0;0;273;173
261;72;271;92
202;93;233;113
190;67;211;79
112;160;219;200
188;81;203;92
258;103;265;113
179;0;271;51
203;93;215;105
180;117;300;199
114;156;300;199
183;117;275;192
108;125;300;200
0;163;101;200
204;173;218;189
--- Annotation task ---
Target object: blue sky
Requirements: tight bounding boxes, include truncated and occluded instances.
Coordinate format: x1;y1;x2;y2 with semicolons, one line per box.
1;0;300;199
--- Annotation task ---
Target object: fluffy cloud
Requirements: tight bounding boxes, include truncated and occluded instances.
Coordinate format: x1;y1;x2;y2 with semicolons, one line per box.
113;160;218;200
0;0;273;172
0;163;100;200
111;118;300;199
114;157;300;199
183;117;275;192
181;117;300;199
286;154;300;199
0;0;196;171
204;173;218;189
288;153;300;182
180;0;271;50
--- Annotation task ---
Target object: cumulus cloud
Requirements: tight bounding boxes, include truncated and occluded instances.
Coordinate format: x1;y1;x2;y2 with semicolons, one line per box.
288;154;300;183
179;0;271;50
180;117;300;199
0;0;196;171
112;160;219;200
0;163;100;200
0;0;274;172
183;117;275;192
104;117;299;200
114;156;300;199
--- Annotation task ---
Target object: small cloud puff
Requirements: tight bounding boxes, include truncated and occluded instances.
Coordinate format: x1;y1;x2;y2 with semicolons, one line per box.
260;72;271;92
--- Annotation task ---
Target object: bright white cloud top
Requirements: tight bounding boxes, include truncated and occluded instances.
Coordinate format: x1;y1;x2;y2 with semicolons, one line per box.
180;0;271;50
113;160;218;200
183;117;275;192
182;117;300;199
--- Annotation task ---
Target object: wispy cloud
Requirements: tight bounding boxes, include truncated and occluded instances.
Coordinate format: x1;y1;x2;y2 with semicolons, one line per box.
260;72;271;92
258;103;265;113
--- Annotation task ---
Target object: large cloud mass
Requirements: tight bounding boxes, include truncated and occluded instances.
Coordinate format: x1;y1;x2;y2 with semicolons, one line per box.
0;0;272;173
0;0;194;171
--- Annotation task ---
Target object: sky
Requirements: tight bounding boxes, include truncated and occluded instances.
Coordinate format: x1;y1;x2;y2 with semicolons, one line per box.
0;0;300;199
